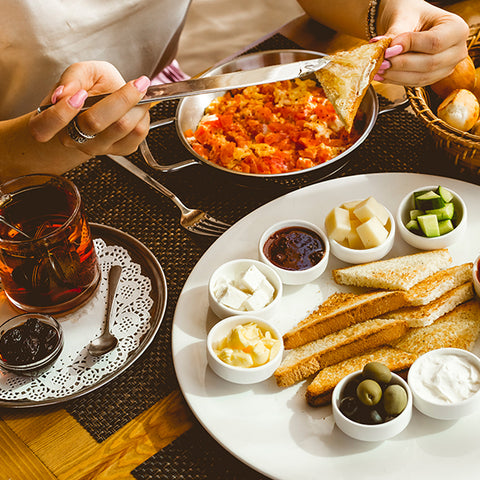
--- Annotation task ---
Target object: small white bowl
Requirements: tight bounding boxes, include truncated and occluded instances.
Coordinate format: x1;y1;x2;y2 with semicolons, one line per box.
408;348;480;420
208;259;282;319
258;219;329;285
473;254;480;298
332;370;412;442
396;185;467;250
206;315;284;384
329;208;395;264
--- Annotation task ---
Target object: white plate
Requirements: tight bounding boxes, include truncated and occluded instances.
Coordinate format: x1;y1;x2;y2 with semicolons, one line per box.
172;172;480;480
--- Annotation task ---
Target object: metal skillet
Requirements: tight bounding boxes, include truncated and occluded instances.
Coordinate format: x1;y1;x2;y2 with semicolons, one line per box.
140;49;409;189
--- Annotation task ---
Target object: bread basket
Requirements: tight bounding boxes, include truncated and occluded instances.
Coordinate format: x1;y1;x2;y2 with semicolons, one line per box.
406;24;480;174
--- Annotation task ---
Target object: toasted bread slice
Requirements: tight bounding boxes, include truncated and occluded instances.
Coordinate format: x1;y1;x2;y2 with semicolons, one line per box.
283;290;407;349
274;317;408;387
332;249;452;291
305;346;417;407
392;299;480;356
384;281;474;328
315;38;391;132
405;263;473;306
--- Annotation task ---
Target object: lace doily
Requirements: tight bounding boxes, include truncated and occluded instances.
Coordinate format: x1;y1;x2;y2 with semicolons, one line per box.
0;238;154;402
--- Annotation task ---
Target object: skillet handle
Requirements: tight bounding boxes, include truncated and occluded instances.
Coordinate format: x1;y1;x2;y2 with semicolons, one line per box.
140;117;200;172
377;88;410;116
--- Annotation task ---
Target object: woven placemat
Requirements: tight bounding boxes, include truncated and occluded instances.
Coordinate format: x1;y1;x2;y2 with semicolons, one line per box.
61;33;477;480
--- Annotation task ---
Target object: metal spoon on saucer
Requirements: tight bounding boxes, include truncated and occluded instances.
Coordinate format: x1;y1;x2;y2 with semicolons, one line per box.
88;265;122;356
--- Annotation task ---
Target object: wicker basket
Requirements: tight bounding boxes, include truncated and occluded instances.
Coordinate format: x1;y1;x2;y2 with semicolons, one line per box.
406;24;480;174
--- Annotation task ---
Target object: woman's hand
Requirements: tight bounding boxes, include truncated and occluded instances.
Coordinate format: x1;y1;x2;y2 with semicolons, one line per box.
375;0;469;86
29;61;151;157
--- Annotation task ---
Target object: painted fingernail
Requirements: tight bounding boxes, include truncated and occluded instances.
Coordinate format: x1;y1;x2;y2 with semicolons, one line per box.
380;60;391;70
369;35;387;43
51;85;64;104
374;74;384;82
377;69;386;76
134;75;150;93
68;89;88;108
385;45;403;58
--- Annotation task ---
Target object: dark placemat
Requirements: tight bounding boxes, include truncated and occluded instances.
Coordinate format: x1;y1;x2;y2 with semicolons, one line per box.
60;33;477;480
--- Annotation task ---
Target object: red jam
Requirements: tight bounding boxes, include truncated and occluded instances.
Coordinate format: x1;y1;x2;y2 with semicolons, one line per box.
263;226;325;271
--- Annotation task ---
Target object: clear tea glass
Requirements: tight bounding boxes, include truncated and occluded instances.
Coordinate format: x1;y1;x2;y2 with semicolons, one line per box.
0;174;100;313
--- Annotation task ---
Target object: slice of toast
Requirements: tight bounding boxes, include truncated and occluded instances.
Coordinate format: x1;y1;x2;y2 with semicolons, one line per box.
405;263;473;306
315;38;391;132
383;281;474;327
283;290;407;349
392;299;480;356
305;346;417;407
274;317;408;387
332;249;452;291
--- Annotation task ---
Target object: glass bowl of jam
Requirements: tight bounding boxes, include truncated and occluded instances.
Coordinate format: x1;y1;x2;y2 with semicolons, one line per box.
258;219;330;285
0;313;63;377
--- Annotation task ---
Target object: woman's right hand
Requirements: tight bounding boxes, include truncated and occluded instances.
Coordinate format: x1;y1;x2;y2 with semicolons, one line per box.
29;61;151;157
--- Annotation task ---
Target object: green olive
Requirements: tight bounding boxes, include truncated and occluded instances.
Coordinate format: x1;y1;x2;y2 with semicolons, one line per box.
356;379;382;406
383;384;408;415
362;361;392;384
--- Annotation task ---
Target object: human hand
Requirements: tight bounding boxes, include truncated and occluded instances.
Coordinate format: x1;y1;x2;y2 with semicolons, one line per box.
29;61;151;156
374;0;469;86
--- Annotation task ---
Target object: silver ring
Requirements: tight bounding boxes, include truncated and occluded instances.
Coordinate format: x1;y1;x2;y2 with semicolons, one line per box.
67;117;96;144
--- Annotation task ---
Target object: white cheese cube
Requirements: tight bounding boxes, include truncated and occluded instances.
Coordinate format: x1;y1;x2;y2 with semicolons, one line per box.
243;290;269;311
356;216;389;248
237;265;266;293
353;197;389;226
324;207;351;243
213;276;229;300
219;284;249;310
341;200;361;213
347;228;364;249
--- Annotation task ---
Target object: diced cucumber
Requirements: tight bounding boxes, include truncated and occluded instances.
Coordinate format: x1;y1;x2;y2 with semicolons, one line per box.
405;219;421;233
409;209;424;220
415;191;445;211
417;214;440;237
438;219;454;235
438;186;453;203
426;202;454;221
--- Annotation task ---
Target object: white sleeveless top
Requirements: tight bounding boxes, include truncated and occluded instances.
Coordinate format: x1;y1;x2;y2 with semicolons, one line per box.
0;0;191;119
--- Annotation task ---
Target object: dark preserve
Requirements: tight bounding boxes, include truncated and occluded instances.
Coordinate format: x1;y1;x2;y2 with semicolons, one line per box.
0;177;99;312
263;226;325;271
0;317;59;365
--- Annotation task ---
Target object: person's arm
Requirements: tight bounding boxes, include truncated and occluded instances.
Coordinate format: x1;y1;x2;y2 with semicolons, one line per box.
297;0;469;86
0;61;151;182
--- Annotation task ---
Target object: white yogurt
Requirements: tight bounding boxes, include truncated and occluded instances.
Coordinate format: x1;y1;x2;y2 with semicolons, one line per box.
409;351;480;404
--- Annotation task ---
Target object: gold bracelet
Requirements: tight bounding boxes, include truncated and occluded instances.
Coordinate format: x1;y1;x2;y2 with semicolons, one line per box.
366;0;380;39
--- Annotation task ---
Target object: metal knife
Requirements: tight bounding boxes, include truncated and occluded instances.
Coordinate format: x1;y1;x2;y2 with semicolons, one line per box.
38;56;330;112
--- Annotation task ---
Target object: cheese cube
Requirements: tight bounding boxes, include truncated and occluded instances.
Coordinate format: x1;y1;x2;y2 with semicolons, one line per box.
219;284;249;309
347;228;364;249
237;265;266;293
325;207;351;243
341;200;361;212
353;197;389;226
213;276;229;300
356;216;389;248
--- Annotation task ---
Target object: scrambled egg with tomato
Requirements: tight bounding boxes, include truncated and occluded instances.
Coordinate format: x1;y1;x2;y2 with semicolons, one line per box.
185;78;361;174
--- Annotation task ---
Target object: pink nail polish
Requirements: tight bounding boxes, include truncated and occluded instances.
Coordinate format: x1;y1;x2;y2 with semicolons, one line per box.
51;85;64;104
134;75;150;92
374;74;384;82
369;35;387;43
385;45;403;59
68;89;88;108
380;60;391;70
377;69;386;76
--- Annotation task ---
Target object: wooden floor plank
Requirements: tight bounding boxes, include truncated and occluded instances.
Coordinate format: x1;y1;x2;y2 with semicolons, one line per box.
55;390;193;480
0;418;56;480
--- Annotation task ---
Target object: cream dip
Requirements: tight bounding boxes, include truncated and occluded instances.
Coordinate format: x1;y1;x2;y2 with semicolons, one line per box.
409;350;480;404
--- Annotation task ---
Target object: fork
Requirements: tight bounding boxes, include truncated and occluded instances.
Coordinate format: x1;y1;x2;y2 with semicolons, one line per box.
107;155;231;237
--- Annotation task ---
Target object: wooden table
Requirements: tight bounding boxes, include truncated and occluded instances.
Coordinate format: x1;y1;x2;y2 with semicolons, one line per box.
1;2;478;479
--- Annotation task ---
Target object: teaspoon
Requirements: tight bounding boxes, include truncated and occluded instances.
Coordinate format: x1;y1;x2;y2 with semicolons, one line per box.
87;265;122;356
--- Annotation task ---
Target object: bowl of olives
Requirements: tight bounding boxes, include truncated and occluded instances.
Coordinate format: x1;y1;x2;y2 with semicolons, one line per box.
332;362;413;442
0;313;63;377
